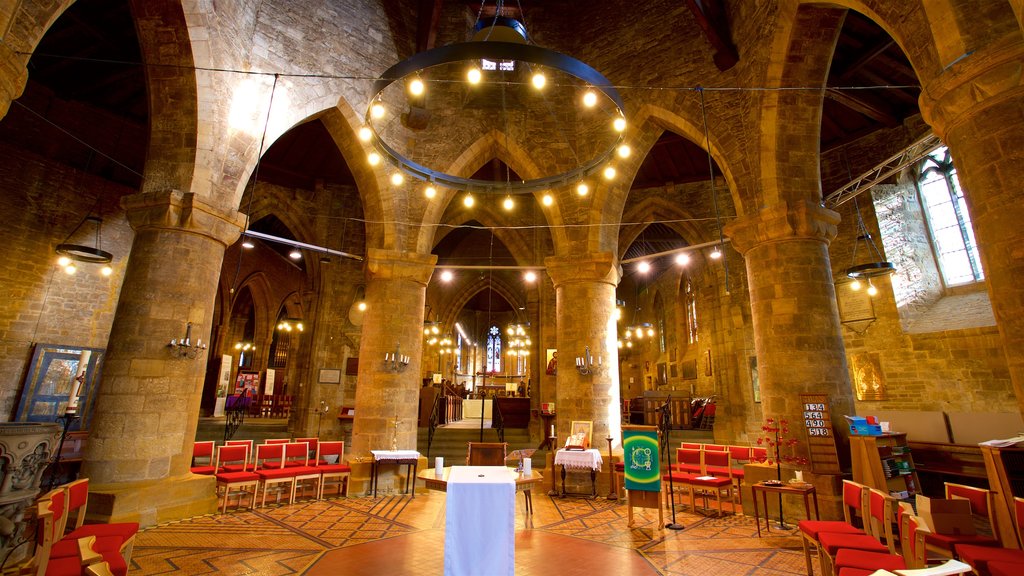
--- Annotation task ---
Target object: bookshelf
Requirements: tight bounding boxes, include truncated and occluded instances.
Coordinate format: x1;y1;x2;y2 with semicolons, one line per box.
851;433;920;503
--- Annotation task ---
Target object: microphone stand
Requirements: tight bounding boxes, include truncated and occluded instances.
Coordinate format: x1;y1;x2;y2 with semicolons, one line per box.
662;395;683;530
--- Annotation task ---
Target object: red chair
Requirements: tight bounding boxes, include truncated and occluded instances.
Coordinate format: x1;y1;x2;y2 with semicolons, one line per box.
672;448;702;474
989;560;1024;576
799;480;870;576
214;444;260;512
295;437;319;460
836;515;976;576
36;492;130;576
925;482;1001;558
223;439;254;471
955;496;1024;575
817;487;892;575
254;443;296;506
316;441;352;498
18;506;87;576
62;479;138;563
285;441;321;501
680;442;703;450
703;443;728;452
190;440;216;475
264;438;290;444
727;445;751;505
751;446;768;463
831;490;903;575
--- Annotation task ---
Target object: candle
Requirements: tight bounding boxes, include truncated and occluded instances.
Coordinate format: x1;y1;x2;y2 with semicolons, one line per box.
185;323;192;346
435;457;443;476
795;470;804;482
550;425;555;436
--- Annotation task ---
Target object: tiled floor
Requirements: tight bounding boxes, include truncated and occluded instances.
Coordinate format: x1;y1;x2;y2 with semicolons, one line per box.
132;490;815;575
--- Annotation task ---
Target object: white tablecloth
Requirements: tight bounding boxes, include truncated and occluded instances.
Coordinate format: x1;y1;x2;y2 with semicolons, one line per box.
445;466;515;576
554;448;603;471
371;450;420;462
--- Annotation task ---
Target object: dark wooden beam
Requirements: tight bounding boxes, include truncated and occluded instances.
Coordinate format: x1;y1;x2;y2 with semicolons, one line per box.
826;88;899;127
416;0;444;53
684;0;739;71
833;37;894;81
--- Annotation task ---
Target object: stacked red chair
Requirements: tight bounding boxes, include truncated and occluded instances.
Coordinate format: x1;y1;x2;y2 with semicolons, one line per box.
954;496;1024;576
189;440;216;475
36;489;130;576
62;479;138;562
798;480;872;576
315;441;351;498
214;444;260;512
925;482;1002;558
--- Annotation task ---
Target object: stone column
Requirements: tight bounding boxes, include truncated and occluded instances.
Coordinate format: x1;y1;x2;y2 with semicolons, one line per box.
350;249;435;491
545;253;622;448
726;201;852;518
0;41;28;120
919;39;1024;416
82;191;244;526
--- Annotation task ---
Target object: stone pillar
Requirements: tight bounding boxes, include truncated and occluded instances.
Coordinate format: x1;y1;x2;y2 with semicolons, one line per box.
545;253;622;449
0;41;28;120
350;249;435;491
919;39;1024;417
726;201;853;444
81;191;244;526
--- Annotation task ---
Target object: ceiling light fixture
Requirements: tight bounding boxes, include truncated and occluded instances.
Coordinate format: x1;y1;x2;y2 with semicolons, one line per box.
363;13;626;197
846;198;894;297
55;215;114;277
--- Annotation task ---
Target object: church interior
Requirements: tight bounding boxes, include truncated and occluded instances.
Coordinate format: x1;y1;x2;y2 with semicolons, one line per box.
2;1;1024;574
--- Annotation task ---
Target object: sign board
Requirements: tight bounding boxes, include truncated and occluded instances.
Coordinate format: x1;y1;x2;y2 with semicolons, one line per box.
623;425;660;492
264;369;276;395
800;393;842;474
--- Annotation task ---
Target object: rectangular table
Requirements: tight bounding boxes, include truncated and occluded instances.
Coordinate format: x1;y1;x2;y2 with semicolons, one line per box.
554;448;603;497
445;466;515;576
751;481;819;536
419;466;544;513
370;450;420;498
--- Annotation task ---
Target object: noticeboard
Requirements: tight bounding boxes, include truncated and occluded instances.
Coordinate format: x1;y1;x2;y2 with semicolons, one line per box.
800;393;841;474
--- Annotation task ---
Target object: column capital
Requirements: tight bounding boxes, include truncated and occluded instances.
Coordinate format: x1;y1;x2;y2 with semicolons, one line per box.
919;39;1024;139
724;201;839;255
0;41;29;119
121;190;246;248
544;251;621;289
366;248;437;285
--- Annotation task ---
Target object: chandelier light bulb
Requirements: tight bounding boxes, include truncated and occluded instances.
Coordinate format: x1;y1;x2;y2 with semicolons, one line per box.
467;67;482;84
637;261;651;274
57;256;71;267
242;239;255;249
614;308;622;321
289;249;302;260
710;246;722;259
627;340;633;348
357;301;367;311
463;193;475;207
617;144;631;158
503;196;514;211
542;193;553;206
390;172;405;186
368;152;381;166
850;278;862;291
675;253;691;266
358;126;372;141
617;340;624;349
64;263;77;275
101;265;113;277
409;78;425;96
582;89;597;107
524;271;537;283
370;102;385;119
647;328;655;337
531;72;546;89
424;185;436;199
440;270;454;282
576;182;589;196
613;117;626;132
603;165;616;180
866;281;878;296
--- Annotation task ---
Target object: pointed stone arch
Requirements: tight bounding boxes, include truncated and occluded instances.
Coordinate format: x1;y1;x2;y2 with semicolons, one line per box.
438;275;526;332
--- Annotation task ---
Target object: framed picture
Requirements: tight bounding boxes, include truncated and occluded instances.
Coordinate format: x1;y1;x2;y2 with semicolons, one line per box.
545;349;557;375
670;363;678;378
750;355;761;403
656;362;668;386
345;357;359;376
16;344;105;431
319;368;341;384
565;420;593;450
681;359;697;380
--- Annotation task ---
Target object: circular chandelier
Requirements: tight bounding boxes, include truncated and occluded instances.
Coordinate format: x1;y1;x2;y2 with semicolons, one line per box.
55;215;114;276
363;16;626;197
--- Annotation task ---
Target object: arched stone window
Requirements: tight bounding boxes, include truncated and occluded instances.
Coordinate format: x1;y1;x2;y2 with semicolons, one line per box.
654;292;666;354
486;326;502;373
685;277;698;345
918;147;984;286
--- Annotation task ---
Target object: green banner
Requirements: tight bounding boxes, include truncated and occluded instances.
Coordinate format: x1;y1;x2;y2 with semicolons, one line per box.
623;428;660;492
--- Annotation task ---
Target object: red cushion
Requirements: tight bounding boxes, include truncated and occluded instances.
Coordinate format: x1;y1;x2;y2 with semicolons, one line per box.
317;464;352;473
257;468;297;480
925;532;1000;551
834;548;906;571
51;534;122;558
190;465;217;475
215;471;260;483
662;472;698;483
670;463;702;474
836;569;875;576
219;464;249;473
798;520;863;539
729;467;745;478
817;531;889;555
686;476;732;488
66;521;138;543
954;543;1024;571
45;556;84;576
704;465;731;476
989;560;1024;576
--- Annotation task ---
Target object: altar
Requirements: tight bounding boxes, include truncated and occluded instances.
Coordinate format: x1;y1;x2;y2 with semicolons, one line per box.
444;466;515;576
462;398;492;420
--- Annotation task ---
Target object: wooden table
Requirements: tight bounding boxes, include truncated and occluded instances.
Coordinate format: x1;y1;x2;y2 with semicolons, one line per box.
370;450;420;498
418;466;544;513
554;449;602;498
751;481;820;536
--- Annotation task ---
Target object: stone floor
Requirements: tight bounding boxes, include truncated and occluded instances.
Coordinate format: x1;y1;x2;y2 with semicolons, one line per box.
130;489;817;575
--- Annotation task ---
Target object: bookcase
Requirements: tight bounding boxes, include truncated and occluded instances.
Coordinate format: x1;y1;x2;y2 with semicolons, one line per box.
851;433;921;503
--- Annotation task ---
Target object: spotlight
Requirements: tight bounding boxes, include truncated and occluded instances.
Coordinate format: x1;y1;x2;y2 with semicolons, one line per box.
358;126;372;141
603;166;616;180
409;78;425;96
582;89;597;107
424;185;436;199
467;67;482;84
463;194;474;207
357;301;367;311
617;144;631;158
613;117;626;132
391;172;404;186
866;281;878;296
637;261;651;274
710;246;722;259
531;72;546;89
440;270;454;282
101;265;113;277
503;196;514;211
542;193;553;206
371;102;385;119
850;278;862;291
289;249;302;260
524;271;537;283
368;152;381;166
576;182;589;196
675;253;690;266
241;240;255;249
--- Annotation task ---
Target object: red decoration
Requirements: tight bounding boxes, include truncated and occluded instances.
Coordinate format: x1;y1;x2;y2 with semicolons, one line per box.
756;417;809;479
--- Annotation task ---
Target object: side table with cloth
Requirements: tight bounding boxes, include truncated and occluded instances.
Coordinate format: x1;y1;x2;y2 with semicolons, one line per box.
554;449;603;497
444;466;516;576
370;450;420;497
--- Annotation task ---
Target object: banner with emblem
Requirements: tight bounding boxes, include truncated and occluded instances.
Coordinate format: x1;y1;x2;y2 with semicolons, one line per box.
623;425;660;492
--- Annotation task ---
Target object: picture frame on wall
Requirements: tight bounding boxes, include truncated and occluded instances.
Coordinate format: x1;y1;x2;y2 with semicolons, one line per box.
681;359;697;380
16;344;105;431
319;368;341;384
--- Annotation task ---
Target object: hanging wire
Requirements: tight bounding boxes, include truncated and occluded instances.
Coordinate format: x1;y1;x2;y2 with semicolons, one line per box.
699;87;731;295
229;73;279;295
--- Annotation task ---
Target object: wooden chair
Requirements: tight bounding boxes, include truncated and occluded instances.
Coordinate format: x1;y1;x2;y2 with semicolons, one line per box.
818;486;892;576
265;438;290;445
798;480;872;576
727;445;752;504
62;479;138;563
286;441;321;501
703;443;728;452
834;514;945;576
190;440;217;475
466;442;507;466
34;494;130;576
295;437;319;460
214;444;260;512
223;439;254;470
254;443;295;507
954;496;1024;574
316;441;351;498
671;448;702;474
925;482;1001;557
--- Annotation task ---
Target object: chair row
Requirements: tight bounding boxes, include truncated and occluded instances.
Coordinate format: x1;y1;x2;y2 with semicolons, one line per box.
798;479;973;576
679;442;769;462
191;437;322;469
943;485;1024;576
20;479;138;576
203;441;351;512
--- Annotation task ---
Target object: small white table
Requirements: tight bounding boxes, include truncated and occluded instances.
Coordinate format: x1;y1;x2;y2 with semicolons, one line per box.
444;466;515;576
554;449;603;497
370;450;420;498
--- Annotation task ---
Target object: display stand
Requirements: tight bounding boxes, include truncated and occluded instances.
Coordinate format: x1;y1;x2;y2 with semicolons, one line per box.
850;432;920;504
622;425;663;528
